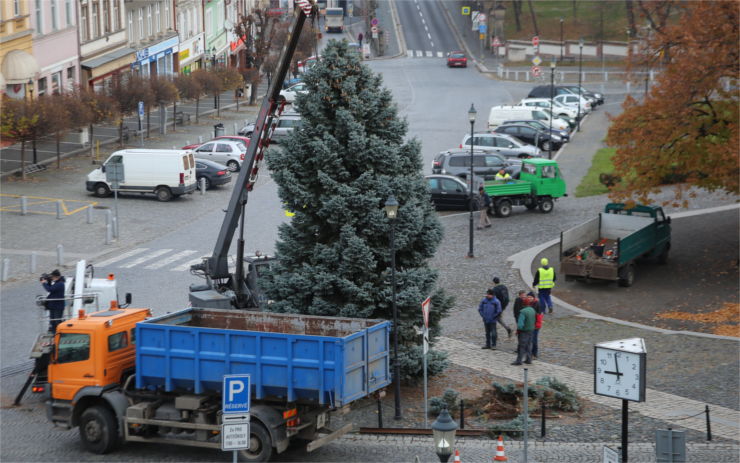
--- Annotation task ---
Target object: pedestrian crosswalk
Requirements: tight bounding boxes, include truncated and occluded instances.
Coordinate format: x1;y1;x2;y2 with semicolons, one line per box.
95;248;210;272
406;50;445;58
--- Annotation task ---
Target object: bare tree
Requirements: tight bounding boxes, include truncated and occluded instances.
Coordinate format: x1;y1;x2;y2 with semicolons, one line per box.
38;94;71;168
625;0;637;38
192;69;223;116
174;73;204;123
78;86;117;157
150;77;178;134
526;0;539;37
0;97;39;179
234;8;280;105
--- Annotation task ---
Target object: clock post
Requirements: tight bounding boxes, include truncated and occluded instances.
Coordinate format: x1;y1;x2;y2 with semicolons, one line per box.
594;338;647;463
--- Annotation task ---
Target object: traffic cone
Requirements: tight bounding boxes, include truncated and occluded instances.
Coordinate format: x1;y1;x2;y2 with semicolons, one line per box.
453;449;461;463
493;435;507;461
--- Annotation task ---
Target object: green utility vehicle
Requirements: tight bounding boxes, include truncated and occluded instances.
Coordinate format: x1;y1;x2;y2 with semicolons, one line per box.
560;203;672;287
482;158;567;217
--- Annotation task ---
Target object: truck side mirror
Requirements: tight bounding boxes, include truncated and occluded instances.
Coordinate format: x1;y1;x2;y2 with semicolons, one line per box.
101;165;106;173
665;217;671;224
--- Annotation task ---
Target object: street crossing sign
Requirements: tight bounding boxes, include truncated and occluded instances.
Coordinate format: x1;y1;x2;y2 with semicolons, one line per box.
492;36;502;47
532;55;542;66
223;374;251;415
532;66;541;77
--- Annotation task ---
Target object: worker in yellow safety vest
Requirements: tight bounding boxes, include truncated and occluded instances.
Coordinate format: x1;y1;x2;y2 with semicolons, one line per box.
532;257;556;313
495;169;511;181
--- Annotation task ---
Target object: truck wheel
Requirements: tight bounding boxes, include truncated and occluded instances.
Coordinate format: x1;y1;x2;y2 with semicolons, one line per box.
79;406;118;454
657;243;670;264
94;183;111;198
238;421;273;462
155;186;173;202
539;198;554;213
618;264;636;287
496;200;512;218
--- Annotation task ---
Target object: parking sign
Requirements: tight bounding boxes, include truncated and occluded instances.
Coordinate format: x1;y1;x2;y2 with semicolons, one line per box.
223;374;251;415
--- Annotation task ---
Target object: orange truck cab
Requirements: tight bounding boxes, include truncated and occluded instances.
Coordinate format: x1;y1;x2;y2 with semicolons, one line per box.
47;305;151;443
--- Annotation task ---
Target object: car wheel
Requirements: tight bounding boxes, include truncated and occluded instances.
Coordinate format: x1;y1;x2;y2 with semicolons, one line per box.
618;264;636;287
496;199;512;218
79;406;118;454
657;243;670;264
538;198;554;213
238;421;273;462
226;161;240;172
93;183;111;198
541;141;551;151
155;186;173;202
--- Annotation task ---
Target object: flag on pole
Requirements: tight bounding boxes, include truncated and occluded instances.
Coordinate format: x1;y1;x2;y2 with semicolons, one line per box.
295;0;313;16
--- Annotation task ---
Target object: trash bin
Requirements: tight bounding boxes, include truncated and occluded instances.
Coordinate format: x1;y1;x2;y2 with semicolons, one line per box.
214;123;225;137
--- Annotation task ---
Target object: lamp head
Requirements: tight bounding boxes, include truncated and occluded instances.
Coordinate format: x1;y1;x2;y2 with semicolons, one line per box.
468;103;477;123
384;195;399;220
579;37;584;48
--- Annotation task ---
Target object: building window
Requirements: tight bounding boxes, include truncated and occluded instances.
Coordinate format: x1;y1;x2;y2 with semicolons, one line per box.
51;0;58;30
154;3;160;34
67;66;75;82
65;0;72;26
127;10;133;42
103;0;110;33
138;8;143;41
35;0;43;34
164;0;170;29
91;2;98;38
14;0;20;17
205;8;211;36
51;72;62;94
177;12;184;40
146;5;152;38
81;5;88;41
37;77;47;96
113;0;119;30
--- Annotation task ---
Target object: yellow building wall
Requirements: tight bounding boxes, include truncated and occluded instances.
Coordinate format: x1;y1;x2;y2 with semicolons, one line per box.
0;0;34;75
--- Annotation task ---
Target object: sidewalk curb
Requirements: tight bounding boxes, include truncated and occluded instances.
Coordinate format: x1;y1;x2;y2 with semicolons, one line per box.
507;203;740;342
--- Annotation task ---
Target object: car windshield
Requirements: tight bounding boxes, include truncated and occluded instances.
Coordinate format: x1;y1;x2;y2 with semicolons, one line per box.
450;53;465;58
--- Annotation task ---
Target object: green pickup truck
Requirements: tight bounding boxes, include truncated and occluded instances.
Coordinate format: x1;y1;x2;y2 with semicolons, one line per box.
482;158;567;217
560;203;672;287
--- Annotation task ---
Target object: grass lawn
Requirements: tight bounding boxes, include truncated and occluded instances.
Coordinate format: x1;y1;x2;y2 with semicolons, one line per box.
574;147;615;197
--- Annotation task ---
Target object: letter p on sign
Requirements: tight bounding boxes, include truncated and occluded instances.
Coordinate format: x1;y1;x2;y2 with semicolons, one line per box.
223;374;251;414
229;381;244;401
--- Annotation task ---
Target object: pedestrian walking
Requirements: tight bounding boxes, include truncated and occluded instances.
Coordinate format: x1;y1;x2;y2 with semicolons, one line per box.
41;269;66;333
358;32;364;47
478;289;502;349
512;296;536;365
491;277;513;338
532;309;544;359
477;186;492;229
512;290;527;322
533;257;556;313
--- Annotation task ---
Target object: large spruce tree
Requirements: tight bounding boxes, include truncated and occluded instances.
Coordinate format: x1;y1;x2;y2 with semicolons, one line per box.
263;40;452;381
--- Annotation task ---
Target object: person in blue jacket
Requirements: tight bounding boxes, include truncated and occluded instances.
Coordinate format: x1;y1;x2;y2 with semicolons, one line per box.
478;289;502;349
41;269;66;333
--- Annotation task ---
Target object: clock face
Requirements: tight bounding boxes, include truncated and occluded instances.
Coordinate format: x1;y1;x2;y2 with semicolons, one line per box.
594;347;645;402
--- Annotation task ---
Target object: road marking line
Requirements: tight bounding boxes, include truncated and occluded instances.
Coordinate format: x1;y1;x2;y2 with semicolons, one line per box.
95;248;149;267
422;18;425;24
426;50;432;57
407;50;414;58
416;50;423;57
437;51;443;58
145;250;199;269
120;249;173;268
427;33;432;40
171;257;205;272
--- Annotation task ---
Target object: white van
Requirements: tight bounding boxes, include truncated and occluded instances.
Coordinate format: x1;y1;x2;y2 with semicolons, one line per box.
86;149;197;202
487;105;570;131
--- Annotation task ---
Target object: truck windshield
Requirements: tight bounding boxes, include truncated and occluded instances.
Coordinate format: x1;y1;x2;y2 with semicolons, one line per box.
57;333;90;363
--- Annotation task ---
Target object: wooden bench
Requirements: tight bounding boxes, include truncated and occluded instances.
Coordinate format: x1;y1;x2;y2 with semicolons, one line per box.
175;111;191;125
121;125;144;143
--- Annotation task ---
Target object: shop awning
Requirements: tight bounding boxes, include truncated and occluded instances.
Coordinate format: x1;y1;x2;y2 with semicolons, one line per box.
81;47;135;70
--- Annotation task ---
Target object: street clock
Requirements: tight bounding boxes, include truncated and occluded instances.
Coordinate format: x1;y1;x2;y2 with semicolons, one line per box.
594;338;646;402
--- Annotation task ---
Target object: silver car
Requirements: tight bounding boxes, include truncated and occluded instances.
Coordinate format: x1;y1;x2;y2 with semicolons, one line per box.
193;140;247;171
238;114;301;143
460;132;541;159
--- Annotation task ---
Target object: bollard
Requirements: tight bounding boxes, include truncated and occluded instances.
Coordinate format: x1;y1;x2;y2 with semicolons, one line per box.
541;402;546;438
29;252;37;274
200;177;206;195
105;224;112;245
1;258;10;282
377;396;383;429
56;244;64;266
626;81;631;93
523;368;529;463
112;217;119;239
459;399;465;429
56;201;63;220
86;204;93;224
20;196;28;215
706;405;712;441
105;209;112;226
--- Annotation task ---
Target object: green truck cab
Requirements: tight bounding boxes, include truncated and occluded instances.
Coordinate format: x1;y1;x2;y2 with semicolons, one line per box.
560;203;672;286
482;158;567;217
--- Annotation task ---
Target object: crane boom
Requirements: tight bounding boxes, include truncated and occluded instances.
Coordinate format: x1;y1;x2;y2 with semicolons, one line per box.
190;1;315;309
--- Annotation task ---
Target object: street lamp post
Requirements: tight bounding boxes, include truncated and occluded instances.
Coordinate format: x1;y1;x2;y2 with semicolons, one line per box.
432;405;458;463
577;38;584;132
384;195;402;420
467;104;476;259
548;61;555;159
559;18;564;62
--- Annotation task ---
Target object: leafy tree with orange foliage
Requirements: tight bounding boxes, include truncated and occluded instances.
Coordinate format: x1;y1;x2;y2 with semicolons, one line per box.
0;97;39;179
606;0;739;206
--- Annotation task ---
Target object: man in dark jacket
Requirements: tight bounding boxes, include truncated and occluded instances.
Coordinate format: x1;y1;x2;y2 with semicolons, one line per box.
478;289;502;349
512;296;536;365
41;269;66;333
491;277;513;338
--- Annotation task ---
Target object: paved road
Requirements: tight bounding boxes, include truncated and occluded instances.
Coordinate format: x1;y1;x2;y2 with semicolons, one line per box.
396;0;459;57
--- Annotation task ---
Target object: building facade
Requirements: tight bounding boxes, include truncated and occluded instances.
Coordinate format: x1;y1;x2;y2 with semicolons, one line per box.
78;0;133;90
126;0;178;78
175;0;204;74
30;0;80;96
204;0;227;68
1;0;38;98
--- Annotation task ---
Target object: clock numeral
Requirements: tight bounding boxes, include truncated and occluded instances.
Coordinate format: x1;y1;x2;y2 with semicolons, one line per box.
607;352;612;358
635;373;639;380
615;389;620;396
607;386;611;391
632;383;636;389
632;364;637;370
600;378;604;384
600;359;607;365
597;368;602;373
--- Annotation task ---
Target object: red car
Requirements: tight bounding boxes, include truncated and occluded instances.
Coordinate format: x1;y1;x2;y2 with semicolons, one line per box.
182;135;251;150
446;51;467;68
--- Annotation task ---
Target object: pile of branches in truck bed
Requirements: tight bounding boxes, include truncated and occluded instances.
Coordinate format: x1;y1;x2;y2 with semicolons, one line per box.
563;238;619;262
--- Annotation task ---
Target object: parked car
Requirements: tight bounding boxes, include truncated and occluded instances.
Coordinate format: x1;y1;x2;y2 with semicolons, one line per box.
560;85;603;106
446;51;467;68
432;148;515;181
488;105;570;132
459;132;541;159
425;174;479;210
192;139;247;172
239;113;302;143
282;76;302;89
519;98;579;121
493;124;562;152
86;149;197;202
297;55;319;74
501;119;570;142
182;135;251;150
195;159;232;190
553;93;592;116
279;82;308;104
527;85;579;99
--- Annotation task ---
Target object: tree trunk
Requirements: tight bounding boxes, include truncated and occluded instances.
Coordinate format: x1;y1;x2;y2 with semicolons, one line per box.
119;120;124;147
56;132;61;168
20;140;26;180
625;0;637;38
235;90;239;112
89;123;95;160
527;0;540;37
146;107;151;138
32;137;38;164
572;0;578;22
195;97;200;123
513;0;522;32
173;99;177;132
217;93;221;117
